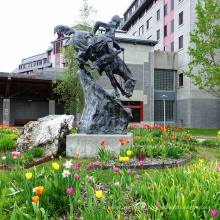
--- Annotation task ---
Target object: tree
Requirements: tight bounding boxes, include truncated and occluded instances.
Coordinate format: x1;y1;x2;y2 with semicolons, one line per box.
183;0;220;98
52;0;98;114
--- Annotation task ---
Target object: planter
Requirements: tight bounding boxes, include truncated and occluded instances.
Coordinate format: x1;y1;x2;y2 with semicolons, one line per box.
0;156;52;171
89;155;196;170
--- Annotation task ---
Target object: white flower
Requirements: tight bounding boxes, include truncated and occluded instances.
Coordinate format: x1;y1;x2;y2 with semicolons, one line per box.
62;169;71;178
64;160;73;169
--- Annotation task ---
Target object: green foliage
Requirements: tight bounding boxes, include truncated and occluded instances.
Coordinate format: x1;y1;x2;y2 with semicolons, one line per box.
201;138;220;147
52;0;99;114
0;136;16;150
183;0;220;97
97;147;111;165
26;148;44;158
4;134;19;140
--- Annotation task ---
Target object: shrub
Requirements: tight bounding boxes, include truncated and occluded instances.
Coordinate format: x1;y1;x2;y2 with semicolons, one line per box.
0;136;16;150
4;134;19;140
26;148;44;158
201;139;217;147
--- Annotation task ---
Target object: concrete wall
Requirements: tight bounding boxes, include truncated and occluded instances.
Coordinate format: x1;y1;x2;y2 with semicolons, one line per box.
10;100;49;125
154;50;178;69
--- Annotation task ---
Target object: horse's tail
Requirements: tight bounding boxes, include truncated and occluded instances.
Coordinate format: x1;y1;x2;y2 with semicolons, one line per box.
54;25;75;36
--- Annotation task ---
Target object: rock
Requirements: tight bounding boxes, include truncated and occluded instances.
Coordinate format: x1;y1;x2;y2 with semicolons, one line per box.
16;115;74;156
77;69;132;134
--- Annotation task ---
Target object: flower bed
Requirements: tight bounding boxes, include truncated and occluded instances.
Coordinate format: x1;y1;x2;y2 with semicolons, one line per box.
1;157;219;219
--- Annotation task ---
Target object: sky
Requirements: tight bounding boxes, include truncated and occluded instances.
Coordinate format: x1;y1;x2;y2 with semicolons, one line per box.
0;0;132;73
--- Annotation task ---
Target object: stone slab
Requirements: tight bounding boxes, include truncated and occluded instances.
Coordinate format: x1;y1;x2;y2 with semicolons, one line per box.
66;133;133;158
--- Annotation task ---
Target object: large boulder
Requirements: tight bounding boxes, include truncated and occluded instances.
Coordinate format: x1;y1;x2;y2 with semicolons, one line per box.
16;115;74;156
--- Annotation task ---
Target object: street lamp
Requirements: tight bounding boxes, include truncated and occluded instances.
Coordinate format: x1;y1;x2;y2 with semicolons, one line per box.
161;95;167;128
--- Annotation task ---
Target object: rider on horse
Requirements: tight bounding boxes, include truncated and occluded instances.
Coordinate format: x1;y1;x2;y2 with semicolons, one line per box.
89;15;124;71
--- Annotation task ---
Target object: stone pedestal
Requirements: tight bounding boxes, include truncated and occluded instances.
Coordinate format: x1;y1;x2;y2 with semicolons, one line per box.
66;133;133;158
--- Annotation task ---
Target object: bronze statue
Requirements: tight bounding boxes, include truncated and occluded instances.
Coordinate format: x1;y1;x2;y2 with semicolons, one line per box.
54;15;136;99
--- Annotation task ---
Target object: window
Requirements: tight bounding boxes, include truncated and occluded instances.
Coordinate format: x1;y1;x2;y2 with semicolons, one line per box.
154;100;175;121
133;17;138;26
157;9;160;21
139;25;144;35
179;35;183;48
179;73;183;86
179;11;183;25
154;69;174;91
164;25;168;37
171;19;174;33
164;46;168;51
171;0;174;11
157;29;160;40
139;10;145;19
171;41;174;52
147;17;152;29
164;4;168;16
147;0;153;10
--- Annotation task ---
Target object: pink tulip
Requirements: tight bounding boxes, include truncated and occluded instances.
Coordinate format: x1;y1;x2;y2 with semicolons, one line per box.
156;202;160;207
51;155;54;159
127;169;131;174
115;182;120;187
93;162;97;167
74;174;79;179
66;188;73;194
13;156;17;159
136;174;140;179
210;209;217;217
142;202;146;209
215;167;219;172
72;165;78;170
219;163;220;167
11;152;17;156
139;161;144;165
85;165;90;170
2;156;6;161
62;164;66;167
77;162;81;167
177;161;180;166
20;156;24;160
114;167;119;173
133;171;136;174
88;178;91;183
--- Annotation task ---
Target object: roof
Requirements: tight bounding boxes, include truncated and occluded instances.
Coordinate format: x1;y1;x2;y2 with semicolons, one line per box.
115;31;158;46
22;53;47;64
121;0;151;31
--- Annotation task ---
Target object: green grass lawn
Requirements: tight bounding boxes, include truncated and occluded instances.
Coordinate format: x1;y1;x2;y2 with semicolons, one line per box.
186;128;219;137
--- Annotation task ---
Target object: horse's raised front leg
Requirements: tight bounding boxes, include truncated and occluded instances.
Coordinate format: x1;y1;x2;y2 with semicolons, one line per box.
104;65;120;99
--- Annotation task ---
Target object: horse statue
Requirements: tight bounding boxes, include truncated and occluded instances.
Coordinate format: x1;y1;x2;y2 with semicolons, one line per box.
54;16;136;99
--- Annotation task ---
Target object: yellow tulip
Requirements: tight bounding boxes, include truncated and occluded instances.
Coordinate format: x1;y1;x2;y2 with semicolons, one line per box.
200;159;204;163
96;190;103;199
124;157;129;161
53;164;59;170
52;162;58;168
25;173;32;179
119;157;124;162
127;150;131;156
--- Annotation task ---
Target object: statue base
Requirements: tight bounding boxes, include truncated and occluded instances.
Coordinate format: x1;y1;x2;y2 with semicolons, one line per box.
66;133;133;158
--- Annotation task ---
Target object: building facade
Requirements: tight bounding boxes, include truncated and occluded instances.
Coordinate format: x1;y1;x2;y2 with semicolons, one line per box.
121;0;220;128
